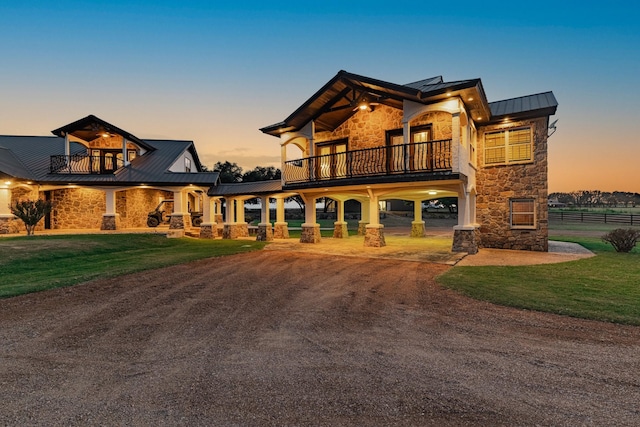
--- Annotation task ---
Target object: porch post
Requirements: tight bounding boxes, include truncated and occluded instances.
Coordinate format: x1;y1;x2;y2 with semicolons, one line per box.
273;196;289;239
403;121;411;172
168;190;190;236
0;187;16;234
358;199;370;235
452;185;478;254
223;196;236;239
257;196;273;241
199;196;216;239
333;199;348;238
300;195;320;243
122;136;129;166
64;133;70;157
101;189;120;230
411;199;426;237
364;190;385;247
451;112;461;172
236;198;249;237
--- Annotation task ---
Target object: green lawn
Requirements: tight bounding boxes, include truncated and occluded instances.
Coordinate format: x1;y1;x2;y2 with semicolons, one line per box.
0;234;265;298
438;237;640;325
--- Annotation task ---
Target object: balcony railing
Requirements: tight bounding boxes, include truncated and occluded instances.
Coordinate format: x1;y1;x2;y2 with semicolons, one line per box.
50;154;125;174
283;139;452;184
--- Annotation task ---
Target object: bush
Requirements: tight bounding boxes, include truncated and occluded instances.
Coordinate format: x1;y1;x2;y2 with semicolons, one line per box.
10;199;53;236
602;228;640;253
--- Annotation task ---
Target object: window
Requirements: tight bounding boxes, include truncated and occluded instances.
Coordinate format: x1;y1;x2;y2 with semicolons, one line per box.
315;139;347;179
485;127;532;165
185;158;192;173
128;150;137;162
510;199;536;229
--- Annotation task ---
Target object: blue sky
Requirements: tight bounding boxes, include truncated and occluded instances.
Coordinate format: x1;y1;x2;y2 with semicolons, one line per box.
1;1;638;192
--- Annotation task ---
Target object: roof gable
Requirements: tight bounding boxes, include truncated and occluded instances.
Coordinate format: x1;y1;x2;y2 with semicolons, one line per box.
51;115;155;152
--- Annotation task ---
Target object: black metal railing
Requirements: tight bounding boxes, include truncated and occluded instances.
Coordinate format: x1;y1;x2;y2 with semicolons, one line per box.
283;139;452;184
50;154;125;174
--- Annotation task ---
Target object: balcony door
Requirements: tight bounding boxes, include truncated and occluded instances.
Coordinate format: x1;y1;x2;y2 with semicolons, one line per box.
316;139;347;180
92;150;124;174
386;125;432;173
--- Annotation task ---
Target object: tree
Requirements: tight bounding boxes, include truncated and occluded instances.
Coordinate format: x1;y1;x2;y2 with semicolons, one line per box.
213;161;243;183
10;199;53;236
242;165;281;182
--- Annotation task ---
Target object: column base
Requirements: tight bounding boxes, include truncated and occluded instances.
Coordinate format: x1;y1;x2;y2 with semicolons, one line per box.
357;221;369;236
300;223;321;243
223;223;249;239
256;223;274;241
273;222;289;239
452;226;479;254
169;213;191;230
199;223;217;239
410;221;426;238
364;224;386;247
333;221;349;238
101;214;120;231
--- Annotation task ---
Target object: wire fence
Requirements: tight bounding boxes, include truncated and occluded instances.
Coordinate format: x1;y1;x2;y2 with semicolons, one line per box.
549;211;639;226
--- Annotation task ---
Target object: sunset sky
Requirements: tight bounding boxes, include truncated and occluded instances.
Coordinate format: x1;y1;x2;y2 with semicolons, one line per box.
1;1;638;193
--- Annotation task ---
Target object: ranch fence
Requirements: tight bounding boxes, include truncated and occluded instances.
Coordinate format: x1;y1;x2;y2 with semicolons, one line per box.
549;211;639;226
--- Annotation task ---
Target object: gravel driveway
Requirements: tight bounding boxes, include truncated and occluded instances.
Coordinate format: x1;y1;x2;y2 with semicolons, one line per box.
1;251;638;426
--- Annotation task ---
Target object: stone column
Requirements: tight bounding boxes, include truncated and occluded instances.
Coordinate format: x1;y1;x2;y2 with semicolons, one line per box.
0;187;16;234
235;198;249;237
101;188;121;230
358;199;370;235
169;190;190;236
452;187;478;254
411;199;426;237
223;197;236;239
273;197;289;239
364;191;385;247
200;196;216;239
333;199;348;238
300;195;320;243
257;196;273;241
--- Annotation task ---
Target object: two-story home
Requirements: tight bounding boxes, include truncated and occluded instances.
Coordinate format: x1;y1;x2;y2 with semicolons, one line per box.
0;115;219;235
259;70;557;253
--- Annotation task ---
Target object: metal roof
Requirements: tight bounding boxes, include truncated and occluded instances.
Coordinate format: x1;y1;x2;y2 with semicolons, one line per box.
0;144;38;180
208;180;282;197
488;92;558;121
260;70;487;136
0;135;219;187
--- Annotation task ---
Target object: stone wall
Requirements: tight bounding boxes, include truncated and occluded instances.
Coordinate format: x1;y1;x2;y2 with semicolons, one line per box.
117;189;171;228
314;106;453;149
475;117;549;251
51;188;105;229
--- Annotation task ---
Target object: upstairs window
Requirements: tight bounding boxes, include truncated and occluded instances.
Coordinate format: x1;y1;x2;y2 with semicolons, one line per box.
185;158;192;173
485;127;532;165
510;199;536;229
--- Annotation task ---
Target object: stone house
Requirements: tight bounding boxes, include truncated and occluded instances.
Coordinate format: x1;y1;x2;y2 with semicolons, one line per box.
0;115;219;235
251;70;557;252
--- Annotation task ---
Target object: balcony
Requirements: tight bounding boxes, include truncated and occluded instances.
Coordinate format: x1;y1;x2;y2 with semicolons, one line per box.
50;154;125;174
283;139;453;187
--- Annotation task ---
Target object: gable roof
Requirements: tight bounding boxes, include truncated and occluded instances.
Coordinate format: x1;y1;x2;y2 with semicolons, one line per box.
261;70;557;136
51;115;155;152
260;70;487;136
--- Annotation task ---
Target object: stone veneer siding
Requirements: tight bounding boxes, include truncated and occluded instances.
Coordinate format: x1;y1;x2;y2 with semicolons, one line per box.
51;188;105;229
117;189;172;228
475;117;549;251
314;105;453;149
9;186;43;233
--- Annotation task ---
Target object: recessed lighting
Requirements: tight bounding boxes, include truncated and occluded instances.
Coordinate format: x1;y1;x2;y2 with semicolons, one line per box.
467;97;474;101
446;92;452;97
476;117;482;121
428;191;437;195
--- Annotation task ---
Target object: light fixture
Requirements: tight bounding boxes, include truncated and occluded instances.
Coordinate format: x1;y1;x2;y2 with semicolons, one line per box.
446;92;452;97
428;191;437;195
102;133;109;138
468;97;474;101
4;180;11;186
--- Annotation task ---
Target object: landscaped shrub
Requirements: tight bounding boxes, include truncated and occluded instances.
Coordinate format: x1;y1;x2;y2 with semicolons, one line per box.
10;199;53;236
601;228;640;253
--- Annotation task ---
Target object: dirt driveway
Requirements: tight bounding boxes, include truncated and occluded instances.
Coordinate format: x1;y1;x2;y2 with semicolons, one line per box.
1;251;638;426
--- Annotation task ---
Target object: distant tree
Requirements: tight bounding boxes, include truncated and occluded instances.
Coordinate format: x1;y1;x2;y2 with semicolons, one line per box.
10;199;53;236
214;161;243;183
242;165;281;182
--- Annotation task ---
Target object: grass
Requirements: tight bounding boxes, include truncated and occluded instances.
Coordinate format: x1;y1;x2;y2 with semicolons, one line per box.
438;237;640;325
0;234;266;298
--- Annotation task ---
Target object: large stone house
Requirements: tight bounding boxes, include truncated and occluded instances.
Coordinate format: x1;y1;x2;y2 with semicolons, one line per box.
256;70;557;252
2;70;557;254
0;115;219;235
